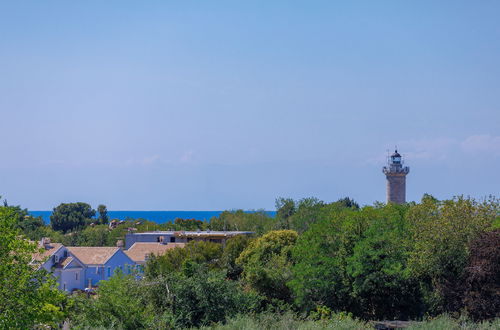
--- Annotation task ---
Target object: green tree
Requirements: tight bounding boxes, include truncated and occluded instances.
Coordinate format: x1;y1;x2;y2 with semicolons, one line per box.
289;206;369;313
50;202;96;233
76;225;112;246
0;205;67;328
346;204;422;320
236;230;298;302
69;271;153;329
335;197;360;210
406;195;499;314
209;210;275;235
1;199;45;239
173;218;205;230
145;241;223;277
462;228;500;320
97;204;109;225
143;266;260;328
221;235;253;280
287;197;324;233
275;197;296;229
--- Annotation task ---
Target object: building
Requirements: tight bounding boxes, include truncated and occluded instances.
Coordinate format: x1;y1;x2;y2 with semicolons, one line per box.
31;231;254;292
67;247;136;288
125;242;186;266
382;149;410;204
124;230;254;249
31;238;136;293
32;239;85;292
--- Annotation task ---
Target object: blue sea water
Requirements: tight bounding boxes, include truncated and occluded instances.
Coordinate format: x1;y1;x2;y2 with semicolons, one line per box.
30;210;276;224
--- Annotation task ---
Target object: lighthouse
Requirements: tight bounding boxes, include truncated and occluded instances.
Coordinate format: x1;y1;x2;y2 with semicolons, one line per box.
382;150;410;204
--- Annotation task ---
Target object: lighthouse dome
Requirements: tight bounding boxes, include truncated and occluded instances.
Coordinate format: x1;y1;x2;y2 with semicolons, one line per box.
391;150;401;158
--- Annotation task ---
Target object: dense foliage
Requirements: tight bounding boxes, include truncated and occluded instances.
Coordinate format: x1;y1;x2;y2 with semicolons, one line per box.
0;202;68;328
236;230;298;303
462;228;500;320
50;202;96;233
1;194;499;328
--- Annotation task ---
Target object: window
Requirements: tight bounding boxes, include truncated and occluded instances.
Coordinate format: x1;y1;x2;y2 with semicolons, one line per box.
170;237;176;243
75;273;78;281
107;267;111;277
63;283;66;291
96;267;99;274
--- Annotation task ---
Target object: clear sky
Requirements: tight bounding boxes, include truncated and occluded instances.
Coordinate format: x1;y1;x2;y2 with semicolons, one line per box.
1;1;499;210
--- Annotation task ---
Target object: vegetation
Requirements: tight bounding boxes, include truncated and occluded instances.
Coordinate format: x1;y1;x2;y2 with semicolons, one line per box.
236;230;298;303
97;204;109;225
50;202;96;233
0;202;68;328
1;194;499;328
209;209;275;235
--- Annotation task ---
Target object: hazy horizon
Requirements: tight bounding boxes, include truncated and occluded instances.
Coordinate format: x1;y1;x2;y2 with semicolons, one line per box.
1;1;499;210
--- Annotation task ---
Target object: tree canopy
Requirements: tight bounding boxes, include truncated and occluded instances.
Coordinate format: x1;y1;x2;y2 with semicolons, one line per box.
237;230;298;303
0;204;67;328
50;202;96;233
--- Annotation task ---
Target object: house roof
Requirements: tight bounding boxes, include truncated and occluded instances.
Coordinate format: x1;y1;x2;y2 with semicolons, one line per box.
60;256;73;267
32;242;64;263
125;242;186;264
67;247;121;265
55;256;85;269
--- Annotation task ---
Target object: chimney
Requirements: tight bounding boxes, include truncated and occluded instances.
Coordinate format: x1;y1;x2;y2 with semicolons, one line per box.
40;237;51;249
116;240;124;249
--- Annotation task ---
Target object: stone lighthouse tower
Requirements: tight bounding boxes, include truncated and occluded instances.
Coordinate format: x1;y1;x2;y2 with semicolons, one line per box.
382;150;410;204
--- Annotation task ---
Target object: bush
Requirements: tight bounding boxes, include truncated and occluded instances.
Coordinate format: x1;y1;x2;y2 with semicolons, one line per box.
143;266;261;328
197;311;370;330
237;230;298;303
462;229;500;320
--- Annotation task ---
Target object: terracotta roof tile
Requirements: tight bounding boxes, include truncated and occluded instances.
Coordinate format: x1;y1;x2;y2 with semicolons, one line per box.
32;243;64;263
54;256;81;269
67;247;120;265
125;242;185;264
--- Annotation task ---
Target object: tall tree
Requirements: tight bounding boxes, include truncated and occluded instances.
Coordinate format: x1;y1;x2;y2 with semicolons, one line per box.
289;207;369;313
50;202;96;233
335;197;360;210
346;205;422;320
288;197;325;233
97;204;109;225
406;195;499;314
275;197;296;229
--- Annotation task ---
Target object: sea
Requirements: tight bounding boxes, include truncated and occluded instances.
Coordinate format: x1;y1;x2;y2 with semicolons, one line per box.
30;210;276;225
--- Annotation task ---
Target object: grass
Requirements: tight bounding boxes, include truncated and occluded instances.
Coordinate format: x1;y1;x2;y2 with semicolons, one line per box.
197;313;500;330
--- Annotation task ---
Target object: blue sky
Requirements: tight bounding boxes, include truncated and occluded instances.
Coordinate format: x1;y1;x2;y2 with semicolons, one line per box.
0;1;499;210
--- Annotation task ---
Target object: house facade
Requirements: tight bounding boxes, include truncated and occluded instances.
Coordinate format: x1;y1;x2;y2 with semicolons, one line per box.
32;239;136;292
67;247;136;288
